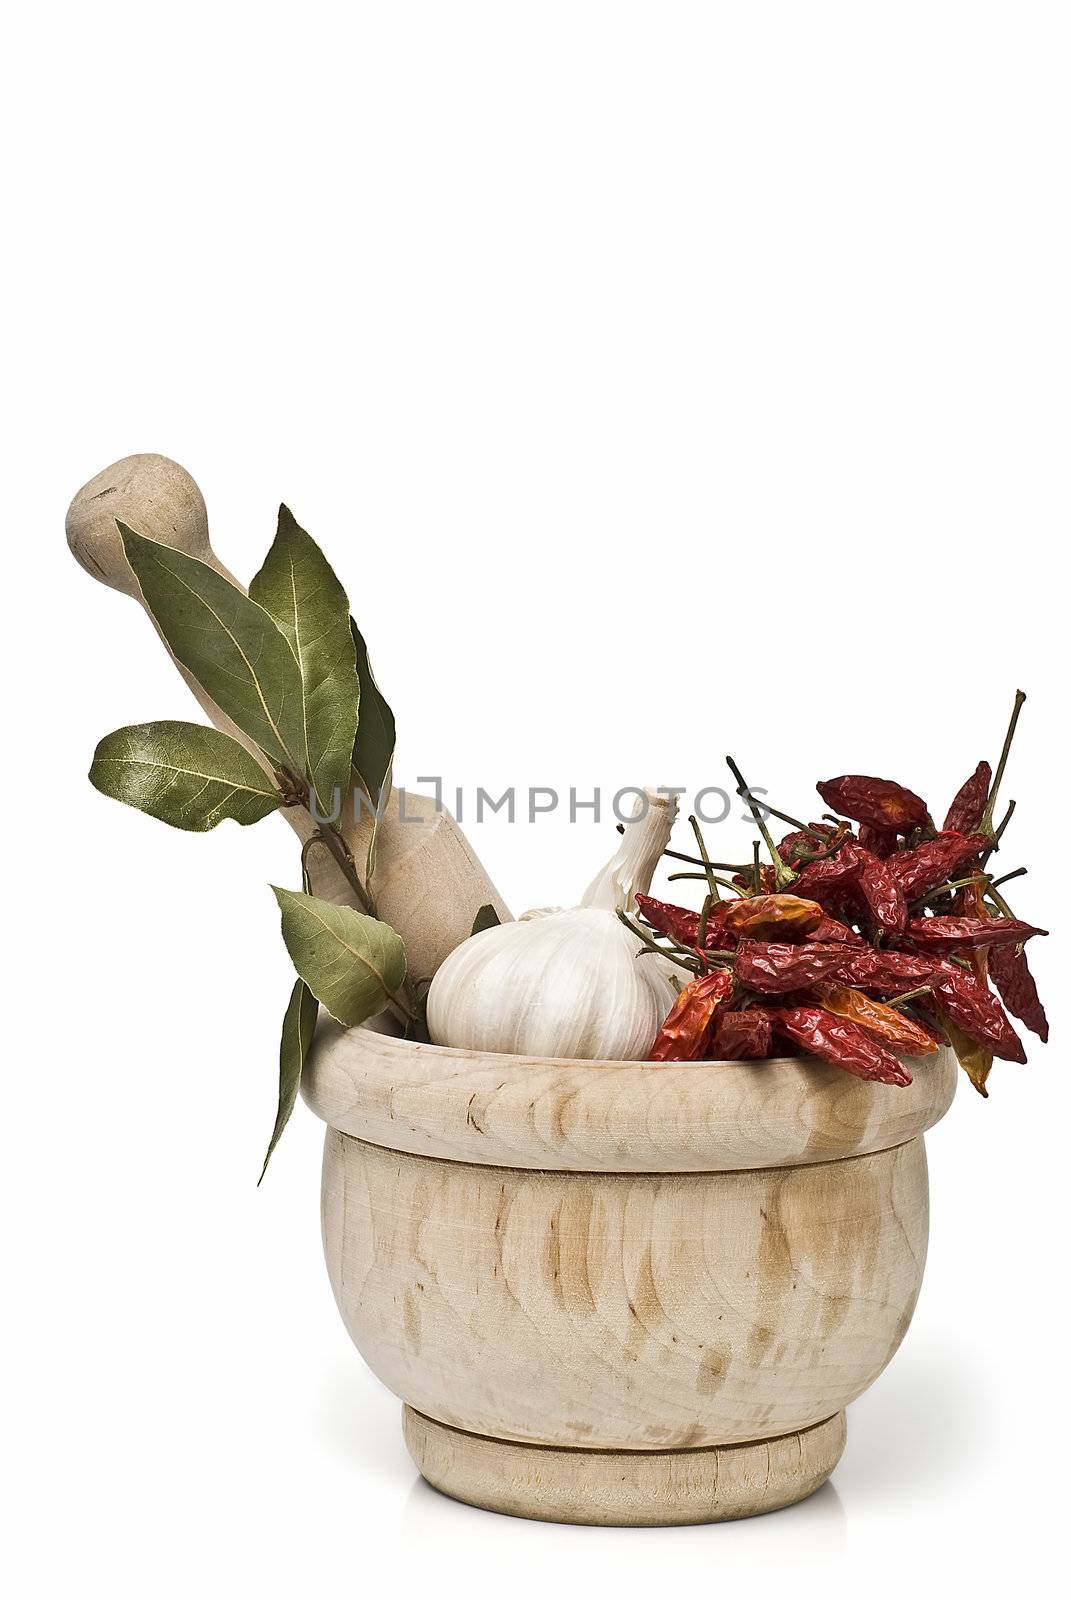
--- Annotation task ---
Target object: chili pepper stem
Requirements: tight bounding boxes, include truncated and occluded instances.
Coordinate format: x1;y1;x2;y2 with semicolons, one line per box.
752;801;828;841
887;986;933;1010
985;886;1017;920
981;690;1026;835
990;866;1027;891
726;756;796;890
668;870;745;894
688;815;721;903
993;799;1016;844
663;848;750;872
617;911;702;974
914;872;991;908
982;800;1017;867
697;893;714;948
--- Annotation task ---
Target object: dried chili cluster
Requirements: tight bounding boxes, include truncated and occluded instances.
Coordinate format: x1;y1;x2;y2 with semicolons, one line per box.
632;693;1048;1095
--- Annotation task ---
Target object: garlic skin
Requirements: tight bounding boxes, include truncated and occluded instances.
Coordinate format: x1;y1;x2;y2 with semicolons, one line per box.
426;790;679;1061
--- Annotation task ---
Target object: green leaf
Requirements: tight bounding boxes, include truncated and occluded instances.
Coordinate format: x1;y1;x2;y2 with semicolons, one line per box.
471;903;501;935
249;507;360;821
119;524;305;773
272;885;407;1026
350;619;395;809
89;721;282;831
259;979;319;1183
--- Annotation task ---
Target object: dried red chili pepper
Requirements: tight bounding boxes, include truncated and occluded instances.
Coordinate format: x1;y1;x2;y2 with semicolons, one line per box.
988;943;1049;1042
938;1011;994;1098
810;981;938;1056
649;969;734;1062
776;824;837;865
928;959;1026;1063
635;894;701;946
734;940;855;994
804;914;866;945
817;775;930;834
795;841;905;934
793;842;862;903
731;865;779;894
710;1008;773;1059
831;947;935;992
858;825;899;858
855;849;908;934
635;893;737;952
769;1006;912;1086
904;914;1047;953
719;894;825;940
887;831;988;901
943;760;992;835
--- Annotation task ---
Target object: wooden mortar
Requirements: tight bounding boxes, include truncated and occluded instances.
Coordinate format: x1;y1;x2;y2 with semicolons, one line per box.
302;1025;957;1525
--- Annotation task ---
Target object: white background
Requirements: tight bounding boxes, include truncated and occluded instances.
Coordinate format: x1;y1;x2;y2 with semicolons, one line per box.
3;4;1068;1595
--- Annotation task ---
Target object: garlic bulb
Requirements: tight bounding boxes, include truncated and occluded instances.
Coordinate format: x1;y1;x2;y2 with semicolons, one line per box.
426;790;679;1060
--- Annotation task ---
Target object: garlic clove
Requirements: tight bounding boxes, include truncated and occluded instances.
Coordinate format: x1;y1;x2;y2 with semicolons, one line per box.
580;789;677;912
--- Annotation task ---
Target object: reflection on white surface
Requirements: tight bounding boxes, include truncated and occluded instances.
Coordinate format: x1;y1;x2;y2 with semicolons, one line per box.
315;1320;986;1542
839;1334;985;1503
315;1323;1025;1591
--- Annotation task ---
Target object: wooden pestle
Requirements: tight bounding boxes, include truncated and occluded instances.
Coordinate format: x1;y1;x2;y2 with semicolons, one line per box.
67;454;510;980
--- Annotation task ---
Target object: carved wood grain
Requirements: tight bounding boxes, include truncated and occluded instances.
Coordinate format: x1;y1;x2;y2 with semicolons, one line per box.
304;1024;957;1172
322;1130;930;1451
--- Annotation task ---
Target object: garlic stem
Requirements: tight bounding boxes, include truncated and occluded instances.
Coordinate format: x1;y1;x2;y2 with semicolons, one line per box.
580;789;677;913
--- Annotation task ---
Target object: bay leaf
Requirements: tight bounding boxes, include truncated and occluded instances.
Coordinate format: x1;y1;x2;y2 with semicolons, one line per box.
119;523;305;773
272;885;407;1026
259;978;319;1183
249;507;359;821
350;619;395;809
90;720;281;830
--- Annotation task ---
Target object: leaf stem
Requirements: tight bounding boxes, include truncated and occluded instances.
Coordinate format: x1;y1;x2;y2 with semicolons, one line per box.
288;769;425;1033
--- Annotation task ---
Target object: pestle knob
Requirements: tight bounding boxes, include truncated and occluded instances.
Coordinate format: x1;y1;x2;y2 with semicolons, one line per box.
66;453;227;596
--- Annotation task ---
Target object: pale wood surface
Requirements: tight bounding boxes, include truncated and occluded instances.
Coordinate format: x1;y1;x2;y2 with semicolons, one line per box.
304;1023;957;1172
404;1405;846;1525
322;1129;929;1450
66;454;510;979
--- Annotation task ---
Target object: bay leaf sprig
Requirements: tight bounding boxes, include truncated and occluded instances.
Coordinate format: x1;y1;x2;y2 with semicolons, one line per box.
89;508;422;1178
250;507;360;822
90;721;282;831
272;888;409;1027
120;525;307;772
351;617;396;878
259;978;319;1184
351;617;395;812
